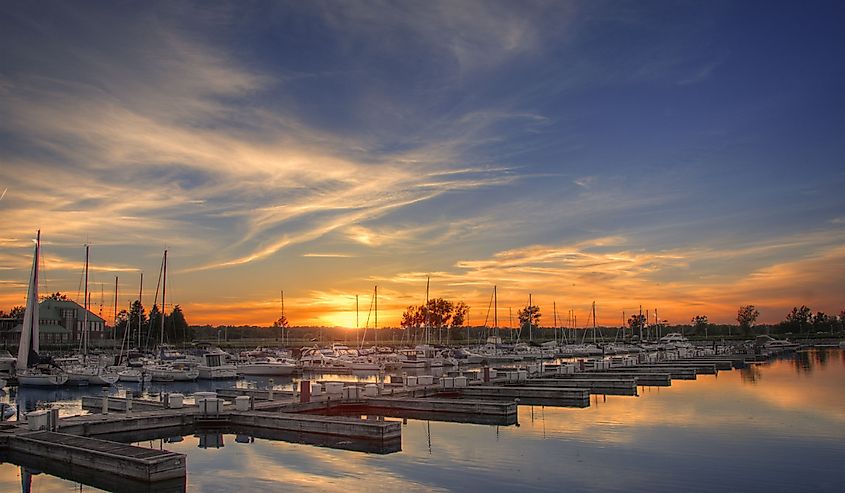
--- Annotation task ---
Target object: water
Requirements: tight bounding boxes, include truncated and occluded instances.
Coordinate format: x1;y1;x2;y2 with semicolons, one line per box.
1;350;844;492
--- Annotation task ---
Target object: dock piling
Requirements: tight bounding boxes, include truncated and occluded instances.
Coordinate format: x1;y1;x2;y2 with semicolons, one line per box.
102;388;109;415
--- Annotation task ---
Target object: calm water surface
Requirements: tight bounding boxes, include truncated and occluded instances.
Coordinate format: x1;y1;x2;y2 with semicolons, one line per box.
1;349;843;492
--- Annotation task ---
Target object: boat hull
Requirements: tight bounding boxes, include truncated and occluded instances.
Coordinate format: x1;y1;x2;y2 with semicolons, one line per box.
17;372;68;386
236;364;297;376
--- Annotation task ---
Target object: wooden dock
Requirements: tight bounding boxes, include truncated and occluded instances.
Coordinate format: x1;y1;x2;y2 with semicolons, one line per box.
518;378;639;395
633;363;718;374
590;366;697;380
228;410;401;441
8;430;185;482
552;372;672;386
458;385;591;407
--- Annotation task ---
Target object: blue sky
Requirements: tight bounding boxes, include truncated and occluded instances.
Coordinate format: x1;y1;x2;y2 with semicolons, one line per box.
1;1;843;326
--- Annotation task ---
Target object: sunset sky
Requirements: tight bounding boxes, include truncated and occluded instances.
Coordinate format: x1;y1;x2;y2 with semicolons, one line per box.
1;1;843;328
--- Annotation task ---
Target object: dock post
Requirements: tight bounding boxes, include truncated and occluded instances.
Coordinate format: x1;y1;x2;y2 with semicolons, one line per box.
402;372;408;390
268;379;275;401
483;367;490;383
102;388;109;414
49;408;59;431
300;380;311;403
126;393;133;413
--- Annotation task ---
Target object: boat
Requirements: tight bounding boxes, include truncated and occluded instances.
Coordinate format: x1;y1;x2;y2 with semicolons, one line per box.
236;357;298;375
117;367;150;382
66;365;120;385
145;363;199;381
16;230;69;387
64;245;119;386
0;350;16;375
754;335;800;351
194;348;238;379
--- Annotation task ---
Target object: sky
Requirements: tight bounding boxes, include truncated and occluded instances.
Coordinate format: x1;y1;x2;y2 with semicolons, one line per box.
1;0;843;328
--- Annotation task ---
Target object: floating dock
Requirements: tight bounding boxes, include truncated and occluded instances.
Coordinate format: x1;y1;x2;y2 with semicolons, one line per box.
552;372;672;386
515;378;639;395
7;430;185;482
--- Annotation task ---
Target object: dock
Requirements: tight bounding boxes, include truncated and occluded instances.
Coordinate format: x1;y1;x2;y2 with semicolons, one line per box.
7;430;185;482
551;372;673;386
457;385;591;407
515;378;639;395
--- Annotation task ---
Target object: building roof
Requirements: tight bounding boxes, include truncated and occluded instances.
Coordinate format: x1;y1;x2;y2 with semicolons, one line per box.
11;323;72;334
38;299;106;323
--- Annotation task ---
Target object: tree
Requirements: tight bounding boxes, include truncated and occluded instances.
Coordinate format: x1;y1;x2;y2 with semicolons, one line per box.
691;315;710;337
737;305;760;336
168;305;191;342
451;301;469;327
400;305;424;329
811;311;833;333
785;305;812;333
148;304;162;344
42;292;69;301
8;306;25;319
272;313;289;341
628;314;646;338
518;305;541;338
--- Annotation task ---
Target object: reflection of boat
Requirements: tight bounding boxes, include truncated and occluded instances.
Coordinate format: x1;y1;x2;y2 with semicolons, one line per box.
16;231;68;387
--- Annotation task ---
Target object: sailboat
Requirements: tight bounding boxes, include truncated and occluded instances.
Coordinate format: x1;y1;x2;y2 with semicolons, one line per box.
143;250;198;382
17;231;69;387
64;244;119;385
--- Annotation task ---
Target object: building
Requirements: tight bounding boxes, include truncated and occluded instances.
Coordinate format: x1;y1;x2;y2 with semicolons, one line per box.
0;299;106;347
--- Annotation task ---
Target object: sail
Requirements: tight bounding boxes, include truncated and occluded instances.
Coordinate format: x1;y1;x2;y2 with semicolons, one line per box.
17;231;40;368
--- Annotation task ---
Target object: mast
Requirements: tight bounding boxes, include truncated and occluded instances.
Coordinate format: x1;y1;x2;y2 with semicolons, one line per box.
160;250;167;347
83;244;89;359
553;301;557;345
355;294;359;347
424;276;430;345
138;272;143;349
113;276;118;342
280;290;285;345
374;285;378;345
493;285;498;337
592;301;597;344
528;293;533;342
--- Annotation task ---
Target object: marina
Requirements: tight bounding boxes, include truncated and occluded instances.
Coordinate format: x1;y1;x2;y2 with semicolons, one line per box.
1;342;842;492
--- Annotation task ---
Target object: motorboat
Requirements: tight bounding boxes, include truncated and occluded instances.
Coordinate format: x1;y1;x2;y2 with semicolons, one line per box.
754;335;800;351
236;357;298;376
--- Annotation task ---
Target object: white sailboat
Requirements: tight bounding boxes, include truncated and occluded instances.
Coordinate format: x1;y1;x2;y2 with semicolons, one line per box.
17;231;69;387
65;245;119;386
143;250;198;382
